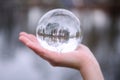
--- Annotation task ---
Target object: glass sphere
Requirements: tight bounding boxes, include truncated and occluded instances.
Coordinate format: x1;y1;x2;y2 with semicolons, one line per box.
36;9;82;53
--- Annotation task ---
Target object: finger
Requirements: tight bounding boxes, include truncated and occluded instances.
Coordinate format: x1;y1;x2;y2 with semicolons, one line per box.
29;34;38;42
19;35;32;46
19;32;46;57
20;32;37;42
29;43;62;62
19;32;64;66
19;34;47;59
19;32;28;36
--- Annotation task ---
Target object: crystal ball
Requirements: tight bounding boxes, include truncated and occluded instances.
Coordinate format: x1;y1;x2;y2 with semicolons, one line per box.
36;9;82;53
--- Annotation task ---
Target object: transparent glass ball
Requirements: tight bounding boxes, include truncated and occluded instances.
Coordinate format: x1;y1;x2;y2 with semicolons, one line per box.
36;9;82;53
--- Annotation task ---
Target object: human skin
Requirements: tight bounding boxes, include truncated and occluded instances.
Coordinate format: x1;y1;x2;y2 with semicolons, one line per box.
19;32;104;80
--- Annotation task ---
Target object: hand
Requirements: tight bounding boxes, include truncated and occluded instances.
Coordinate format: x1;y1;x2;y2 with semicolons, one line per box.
19;32;104;80
19;32;93;69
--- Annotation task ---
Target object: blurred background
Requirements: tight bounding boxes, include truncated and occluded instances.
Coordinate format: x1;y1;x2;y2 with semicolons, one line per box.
0;0;120;80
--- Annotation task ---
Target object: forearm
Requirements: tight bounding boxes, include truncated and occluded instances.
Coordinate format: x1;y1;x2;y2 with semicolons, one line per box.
79;56;104;80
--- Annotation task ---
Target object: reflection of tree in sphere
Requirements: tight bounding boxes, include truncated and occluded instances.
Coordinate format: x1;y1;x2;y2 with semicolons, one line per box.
36;9;82;53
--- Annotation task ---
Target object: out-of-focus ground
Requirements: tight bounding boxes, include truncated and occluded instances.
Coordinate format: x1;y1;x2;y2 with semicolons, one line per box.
0;0;120;80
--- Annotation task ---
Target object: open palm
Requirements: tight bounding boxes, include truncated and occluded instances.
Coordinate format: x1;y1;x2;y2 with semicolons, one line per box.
19;32;94;69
